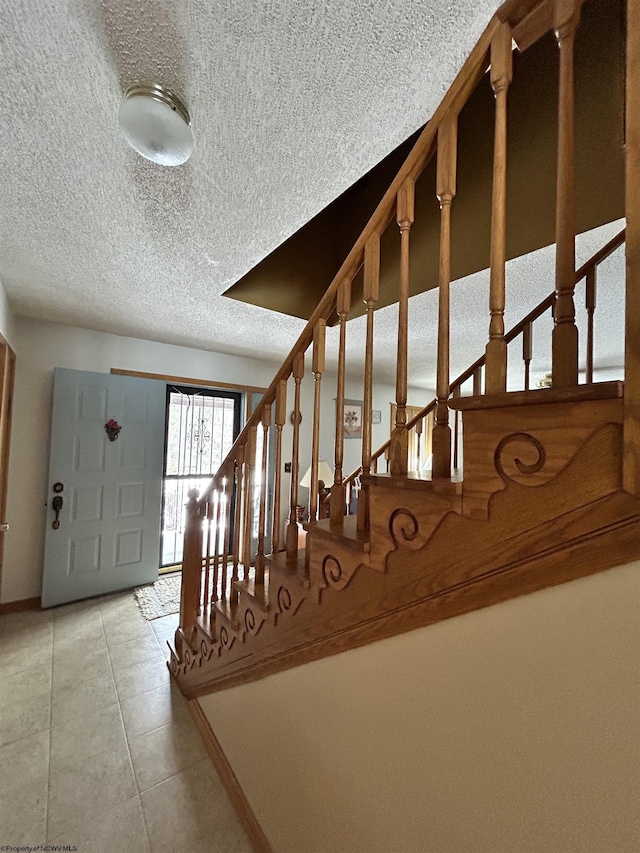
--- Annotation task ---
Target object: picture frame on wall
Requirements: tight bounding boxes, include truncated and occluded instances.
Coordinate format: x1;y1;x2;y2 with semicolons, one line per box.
343;399;363;439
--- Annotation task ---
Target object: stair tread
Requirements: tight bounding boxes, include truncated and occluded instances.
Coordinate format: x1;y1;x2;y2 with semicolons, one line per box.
304;514;370;550
212;599;240;629
449;380;624;410
366;472;463;494
266;550;309;587
234;576;269;611
195;613;215;641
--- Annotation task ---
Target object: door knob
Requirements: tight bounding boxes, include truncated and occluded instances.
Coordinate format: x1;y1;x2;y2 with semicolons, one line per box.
0;523;8;532
52;495;63;529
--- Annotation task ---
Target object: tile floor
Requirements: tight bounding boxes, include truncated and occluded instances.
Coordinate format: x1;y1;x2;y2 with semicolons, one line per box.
0;590;253;852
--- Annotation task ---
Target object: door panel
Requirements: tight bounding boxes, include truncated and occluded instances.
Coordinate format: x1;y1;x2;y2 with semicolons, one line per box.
41;369;165;608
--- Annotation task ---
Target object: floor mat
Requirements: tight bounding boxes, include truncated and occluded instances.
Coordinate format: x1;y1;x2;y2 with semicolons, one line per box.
133;573;181;620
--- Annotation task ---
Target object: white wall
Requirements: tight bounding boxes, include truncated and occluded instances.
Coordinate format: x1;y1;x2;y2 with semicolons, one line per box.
2;318;282;604
0;279;16;349
200;561;640;853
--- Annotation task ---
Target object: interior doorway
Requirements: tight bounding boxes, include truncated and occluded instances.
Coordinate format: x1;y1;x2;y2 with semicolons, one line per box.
0;334;16;602
160;385;242;570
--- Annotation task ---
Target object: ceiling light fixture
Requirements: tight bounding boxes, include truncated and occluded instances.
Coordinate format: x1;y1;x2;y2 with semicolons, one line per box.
118;83;194;166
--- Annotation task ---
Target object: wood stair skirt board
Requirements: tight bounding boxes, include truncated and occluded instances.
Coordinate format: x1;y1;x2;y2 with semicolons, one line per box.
188;699;273;853
170;389;640;698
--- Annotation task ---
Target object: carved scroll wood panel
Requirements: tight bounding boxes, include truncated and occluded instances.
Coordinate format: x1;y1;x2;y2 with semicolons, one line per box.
368;482;462;568
306;532;371;603
460;398;623;518
268;574;309;628
240;604;267;643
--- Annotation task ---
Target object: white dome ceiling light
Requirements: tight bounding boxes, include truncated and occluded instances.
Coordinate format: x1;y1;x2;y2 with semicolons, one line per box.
118;84;194;166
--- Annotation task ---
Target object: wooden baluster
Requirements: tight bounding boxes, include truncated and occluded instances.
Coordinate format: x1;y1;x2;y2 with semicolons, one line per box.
523;321;533;390
231;446;244;604
331;279;351;524
212;482;224;603
415;417;423;474
310;321;326;522
221;474;231;602
473;366;483;396
272;381;287;552
552;0;581;387
179;489;203;636
390;181;415;476
485;23;513;394
624;0;640;496
202;496;213;614
585;268;596;384
452;386;461;471
242;426;257;582
286;353;305;557
359;234;380;531
432;114;458;479
255;404;271;584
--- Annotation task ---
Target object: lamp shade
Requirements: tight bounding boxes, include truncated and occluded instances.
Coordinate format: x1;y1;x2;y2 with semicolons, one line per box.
300;459;334;488
118;84;194;166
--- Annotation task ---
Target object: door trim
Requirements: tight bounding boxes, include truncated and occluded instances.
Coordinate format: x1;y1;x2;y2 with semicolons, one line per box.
160;384;243;570
111;368;267;397
0;333;16;603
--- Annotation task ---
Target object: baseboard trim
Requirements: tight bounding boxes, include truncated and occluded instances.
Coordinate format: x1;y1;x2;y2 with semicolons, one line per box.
0;596;41;614
187;698;273;853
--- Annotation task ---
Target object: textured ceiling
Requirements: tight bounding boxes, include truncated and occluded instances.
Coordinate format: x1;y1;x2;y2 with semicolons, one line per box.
1;0;498;365
0;1;626;397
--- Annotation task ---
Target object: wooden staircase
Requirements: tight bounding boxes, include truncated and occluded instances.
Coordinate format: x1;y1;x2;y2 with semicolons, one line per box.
169;0;640;701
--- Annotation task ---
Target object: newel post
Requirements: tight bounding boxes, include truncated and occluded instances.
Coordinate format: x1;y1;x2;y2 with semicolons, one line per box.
179;489;204;637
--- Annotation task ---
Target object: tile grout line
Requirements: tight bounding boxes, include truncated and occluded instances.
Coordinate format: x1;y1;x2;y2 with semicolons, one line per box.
101;597;154;853
48;600;129;843
45;610;55;843
111;610;201;808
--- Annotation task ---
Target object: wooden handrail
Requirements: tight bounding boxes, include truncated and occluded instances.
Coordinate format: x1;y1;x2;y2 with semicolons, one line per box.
574;227;626;280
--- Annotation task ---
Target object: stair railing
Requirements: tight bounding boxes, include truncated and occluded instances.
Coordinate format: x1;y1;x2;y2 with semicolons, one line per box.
176;0;632;644
339;226;626;507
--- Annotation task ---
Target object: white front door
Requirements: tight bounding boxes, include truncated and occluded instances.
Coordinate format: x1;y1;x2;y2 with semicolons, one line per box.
41;368;166;608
